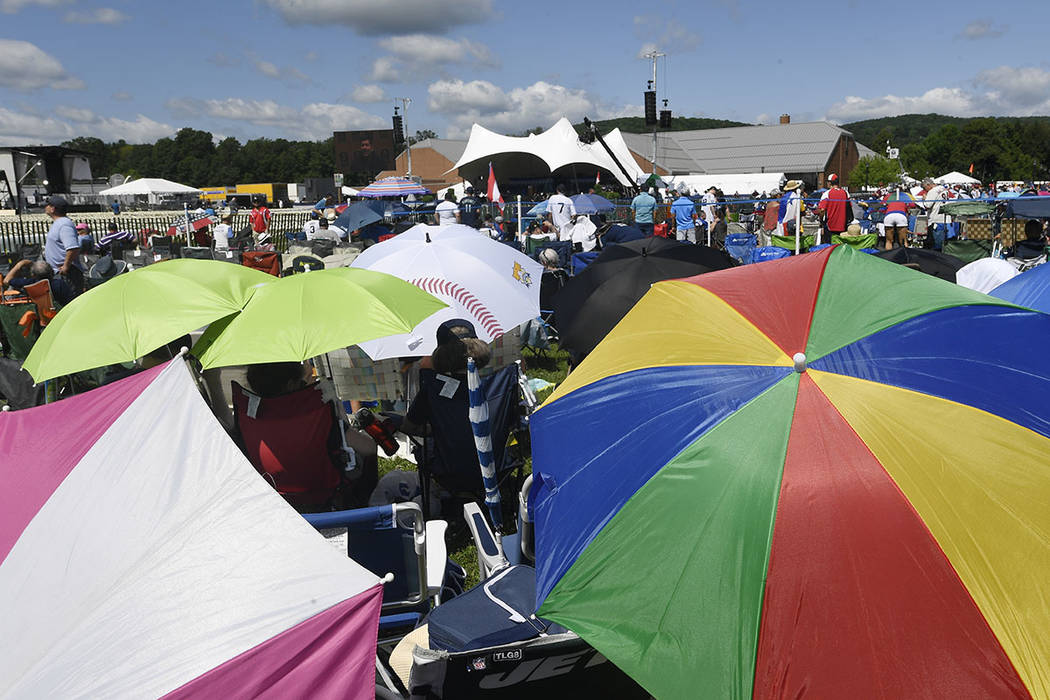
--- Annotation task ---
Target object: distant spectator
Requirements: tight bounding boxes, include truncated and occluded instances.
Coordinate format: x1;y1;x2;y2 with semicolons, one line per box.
302;210;321;239
110;200;120;216
435;189;460;225
670;189;698;243
631;187;657;236
213;214;234;250
459;186;480;228
818;174;850;239
546;184;576;239
44;195;84;293
3;259;75;306
709;206;728;249
249;197;272;242
75;222;94;252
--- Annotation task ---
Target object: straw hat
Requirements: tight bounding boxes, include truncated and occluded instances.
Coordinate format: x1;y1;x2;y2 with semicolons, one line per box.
324;208;338;221
846;222;862;236
783;180;802;192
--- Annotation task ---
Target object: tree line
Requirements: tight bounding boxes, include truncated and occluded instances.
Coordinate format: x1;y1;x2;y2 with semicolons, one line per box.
844;114;1050;183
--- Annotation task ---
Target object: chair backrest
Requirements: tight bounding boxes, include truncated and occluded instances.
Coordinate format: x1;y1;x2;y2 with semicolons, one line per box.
19;243;41;262
0;300;38;361
417;364;521;492
539;269;568;311
291;255;325;274
20;279;57;326
123;248;155;269
241;250;281;276
213;249;242;264
181;246;213;260
304;503;427;610
231;380;342;508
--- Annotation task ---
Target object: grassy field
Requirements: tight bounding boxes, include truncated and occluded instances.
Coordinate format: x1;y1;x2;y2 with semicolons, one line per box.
378;343;570;590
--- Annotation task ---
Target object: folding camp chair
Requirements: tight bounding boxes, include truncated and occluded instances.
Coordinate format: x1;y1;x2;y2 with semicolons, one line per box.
232;379;368;510
213;249;242;264
20;279;59;327
241;249;281;276
411;364;524;520
149;235;180;260
0;298;38;362
122;248;156;269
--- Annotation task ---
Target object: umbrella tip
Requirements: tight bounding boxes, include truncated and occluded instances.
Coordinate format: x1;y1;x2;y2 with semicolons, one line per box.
425;232;431;243
792;352;807;373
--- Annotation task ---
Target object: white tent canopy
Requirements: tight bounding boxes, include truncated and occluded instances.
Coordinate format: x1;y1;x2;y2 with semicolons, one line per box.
664;173;786;196
935;171;980;186
99;177;202;196
448;117;646;187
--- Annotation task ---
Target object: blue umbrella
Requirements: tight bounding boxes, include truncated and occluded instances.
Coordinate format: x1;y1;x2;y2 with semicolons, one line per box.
467;356;502;534
989;263;1050;312
527;201;548;216
334;202;382;232
571;193;616;215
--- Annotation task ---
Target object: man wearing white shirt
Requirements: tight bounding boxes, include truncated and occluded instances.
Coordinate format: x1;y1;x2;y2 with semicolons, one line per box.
701;187;718;226
213;215;233;250
302;211;321;239
435;190;460;225
546;184;576;239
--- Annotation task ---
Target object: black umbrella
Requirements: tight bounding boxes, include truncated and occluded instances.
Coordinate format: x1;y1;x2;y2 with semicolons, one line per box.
554;238;732;357
875;248;965;282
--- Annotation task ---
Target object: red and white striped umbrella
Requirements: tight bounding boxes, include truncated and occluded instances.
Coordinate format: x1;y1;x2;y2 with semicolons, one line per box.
0;360;382;698
352;223;542;359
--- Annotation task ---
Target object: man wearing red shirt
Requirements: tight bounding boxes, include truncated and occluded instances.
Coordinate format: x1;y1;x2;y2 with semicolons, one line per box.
249;197;272;242
818;174;850;240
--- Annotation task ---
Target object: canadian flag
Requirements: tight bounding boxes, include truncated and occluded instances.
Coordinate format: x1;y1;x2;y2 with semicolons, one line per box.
487;162;504;212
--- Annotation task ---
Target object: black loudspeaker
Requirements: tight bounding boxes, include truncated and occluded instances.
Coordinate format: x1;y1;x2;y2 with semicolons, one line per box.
392;115;405;147
644;91;657;126
659;109;672;128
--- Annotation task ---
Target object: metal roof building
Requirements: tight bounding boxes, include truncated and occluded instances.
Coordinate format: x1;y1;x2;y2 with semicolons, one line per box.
621;120;877;187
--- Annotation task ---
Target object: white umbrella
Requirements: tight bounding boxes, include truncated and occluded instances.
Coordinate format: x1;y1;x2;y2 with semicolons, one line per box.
351;223;543;359
956;257;1020;294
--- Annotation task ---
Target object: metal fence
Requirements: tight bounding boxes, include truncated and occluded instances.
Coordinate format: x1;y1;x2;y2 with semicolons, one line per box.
0;211;320;255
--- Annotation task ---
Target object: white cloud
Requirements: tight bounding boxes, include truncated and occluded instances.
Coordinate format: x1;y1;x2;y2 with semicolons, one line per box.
111;90;131;101
0;0;69;13
168;97;386;140
0;39;83;89
0;105;173;143
826;66;1050;122
959;18;1005;40
249;54;313;84
428;79;629;137
261;0;492;35
379;34;496;67
369;56;401;82
349;84;386;103
633;15;701;56
63;7;129;23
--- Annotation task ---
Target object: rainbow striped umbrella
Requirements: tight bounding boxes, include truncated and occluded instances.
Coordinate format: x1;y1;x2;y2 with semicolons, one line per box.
357;176;429;198
530;245;1050;699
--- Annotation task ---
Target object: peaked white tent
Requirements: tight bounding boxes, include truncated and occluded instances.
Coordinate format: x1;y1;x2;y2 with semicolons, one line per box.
935;171;981;186
99;177;202;197
448;118;646;187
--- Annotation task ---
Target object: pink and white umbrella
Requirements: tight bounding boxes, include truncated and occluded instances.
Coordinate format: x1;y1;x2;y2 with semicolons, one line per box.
0;360;381;698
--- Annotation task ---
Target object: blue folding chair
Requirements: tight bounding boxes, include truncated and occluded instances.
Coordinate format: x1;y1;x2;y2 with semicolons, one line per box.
304;503;452;637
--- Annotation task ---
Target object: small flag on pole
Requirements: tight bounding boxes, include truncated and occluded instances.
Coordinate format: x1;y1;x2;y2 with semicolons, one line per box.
595;171;601;186
487;162;504;212
969;163;975;174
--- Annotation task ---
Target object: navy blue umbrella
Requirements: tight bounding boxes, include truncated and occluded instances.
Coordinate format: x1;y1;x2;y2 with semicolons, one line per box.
335;202;383;232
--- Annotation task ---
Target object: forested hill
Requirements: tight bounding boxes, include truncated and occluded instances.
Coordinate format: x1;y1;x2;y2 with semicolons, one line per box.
844;114;1050;150
578;116;750;135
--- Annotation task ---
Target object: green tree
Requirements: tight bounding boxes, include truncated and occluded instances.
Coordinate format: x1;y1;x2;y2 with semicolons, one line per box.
408;129;437;145
849;156;902;189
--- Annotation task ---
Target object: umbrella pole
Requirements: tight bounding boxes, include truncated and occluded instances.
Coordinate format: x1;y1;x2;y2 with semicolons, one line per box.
517;195;522;243
795;197;802;255
184;203;192;247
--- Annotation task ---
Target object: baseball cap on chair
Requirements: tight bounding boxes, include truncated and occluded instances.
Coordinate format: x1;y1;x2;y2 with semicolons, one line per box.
435;318;477;345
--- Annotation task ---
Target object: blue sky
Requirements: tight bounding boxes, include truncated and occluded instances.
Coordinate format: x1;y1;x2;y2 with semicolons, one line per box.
2;0;1048;145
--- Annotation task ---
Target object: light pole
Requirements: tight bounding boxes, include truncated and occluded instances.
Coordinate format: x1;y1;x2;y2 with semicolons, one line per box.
396;97;413;177
11;155;44;246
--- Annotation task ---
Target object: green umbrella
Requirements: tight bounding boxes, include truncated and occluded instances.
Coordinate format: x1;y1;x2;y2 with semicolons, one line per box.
193;268;447;369
23;259;273;383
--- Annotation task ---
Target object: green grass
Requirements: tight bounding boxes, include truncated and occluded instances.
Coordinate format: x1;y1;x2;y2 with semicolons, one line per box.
378;344;571;590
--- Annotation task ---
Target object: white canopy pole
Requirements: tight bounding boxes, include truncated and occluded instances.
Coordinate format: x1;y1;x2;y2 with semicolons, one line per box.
517;195;522;242
184;203;192;247
794;194;801;255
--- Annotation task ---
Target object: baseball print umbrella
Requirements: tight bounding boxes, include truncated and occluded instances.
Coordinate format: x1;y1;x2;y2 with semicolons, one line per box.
351;224;543;359
530;245;1050;699
0;360;381;698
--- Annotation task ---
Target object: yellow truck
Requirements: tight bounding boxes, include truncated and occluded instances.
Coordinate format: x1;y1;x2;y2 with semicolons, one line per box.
233;183;289;207
199;186;229;202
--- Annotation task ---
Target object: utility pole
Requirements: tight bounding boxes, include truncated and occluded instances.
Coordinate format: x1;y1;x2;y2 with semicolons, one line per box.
397;97;413;177
643;50;664;176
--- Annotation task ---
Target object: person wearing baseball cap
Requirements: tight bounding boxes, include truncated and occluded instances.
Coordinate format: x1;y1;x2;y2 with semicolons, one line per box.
44;195;84;293
818;173;850;239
